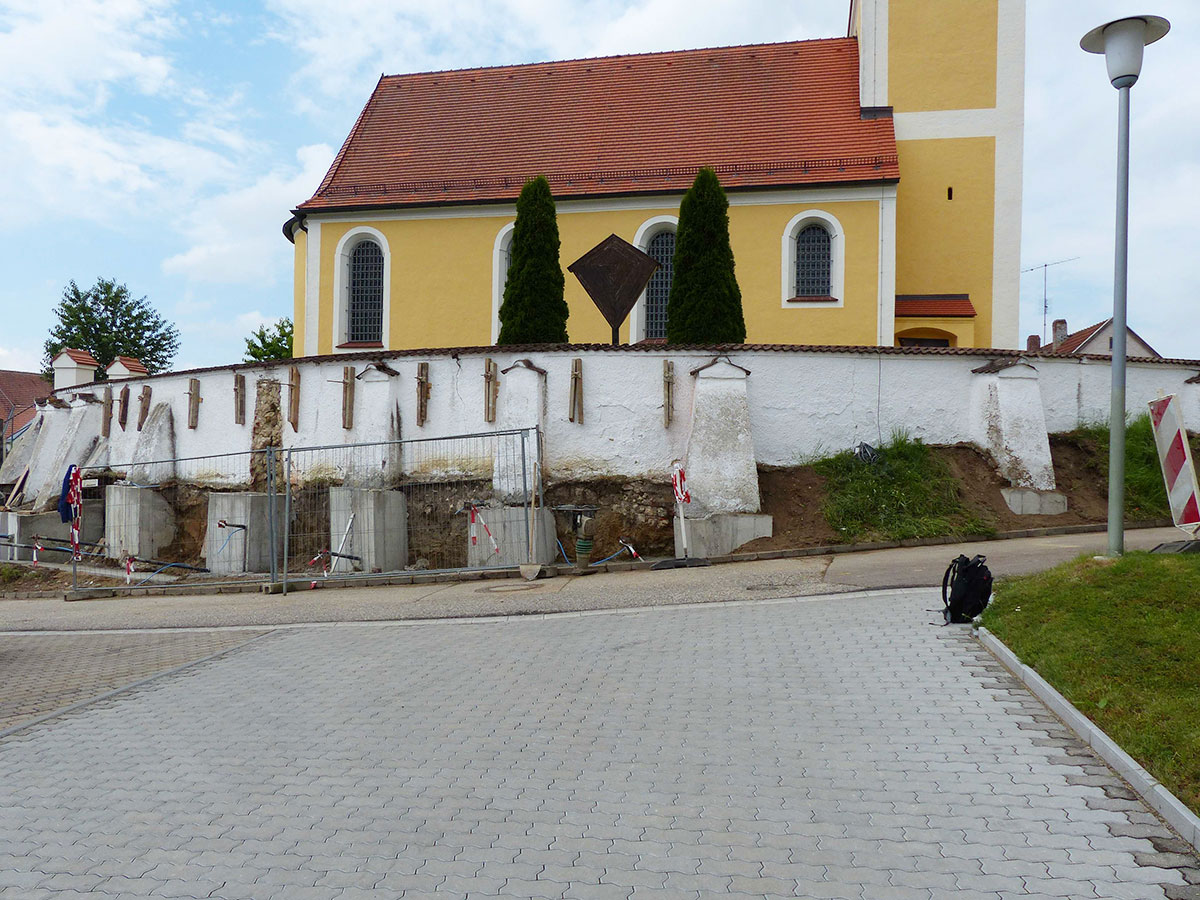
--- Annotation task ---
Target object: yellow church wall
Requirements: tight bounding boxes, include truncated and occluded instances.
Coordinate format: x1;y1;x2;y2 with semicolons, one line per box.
894;136;995;348
894;320;975;348
888;0;998;113
311;195;884;354
292;229;307;354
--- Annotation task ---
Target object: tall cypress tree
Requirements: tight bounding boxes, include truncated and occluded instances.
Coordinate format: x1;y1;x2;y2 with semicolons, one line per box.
665;168;746;344
497;176;569;344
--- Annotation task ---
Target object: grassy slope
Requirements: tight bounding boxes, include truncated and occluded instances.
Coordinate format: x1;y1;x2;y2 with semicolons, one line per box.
981;552;1200;815
814;435;995;543
1056;413;1200;521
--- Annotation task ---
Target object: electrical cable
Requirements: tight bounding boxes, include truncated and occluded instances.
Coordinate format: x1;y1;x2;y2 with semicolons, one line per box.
590;545;634;566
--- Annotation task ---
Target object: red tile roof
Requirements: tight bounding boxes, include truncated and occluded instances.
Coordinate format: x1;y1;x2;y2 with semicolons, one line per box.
1055;320;1107;354
107;356;149;375
0;369;51;441
53;348;98;367
297;39;899;211
894;295;977;318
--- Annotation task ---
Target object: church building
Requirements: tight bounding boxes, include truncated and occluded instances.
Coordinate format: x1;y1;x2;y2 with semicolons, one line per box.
286;0;1024;355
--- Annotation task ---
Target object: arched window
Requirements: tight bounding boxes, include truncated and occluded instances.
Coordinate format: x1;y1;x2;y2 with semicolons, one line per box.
492;222;516;343
348;239;384;343
795;224;832;298
781;210;844;308
644;230;675;340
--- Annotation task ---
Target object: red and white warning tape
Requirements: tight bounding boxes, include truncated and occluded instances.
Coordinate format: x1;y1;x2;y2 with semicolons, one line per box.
469;506;500;556
671;463;690;505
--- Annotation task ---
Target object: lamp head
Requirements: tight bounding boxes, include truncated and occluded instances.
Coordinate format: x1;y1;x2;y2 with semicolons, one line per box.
1081;15;1170;88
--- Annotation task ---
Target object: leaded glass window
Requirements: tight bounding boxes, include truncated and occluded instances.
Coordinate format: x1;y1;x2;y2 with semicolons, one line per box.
795;224;832;298
645;230;675;340
348;240;384;342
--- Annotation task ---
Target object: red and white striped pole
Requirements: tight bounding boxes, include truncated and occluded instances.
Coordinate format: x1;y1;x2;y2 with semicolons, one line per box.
1148;394;1200;537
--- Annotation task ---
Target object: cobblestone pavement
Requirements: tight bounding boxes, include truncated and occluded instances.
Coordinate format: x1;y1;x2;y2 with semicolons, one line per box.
2;589;1197;900
0;630;269;732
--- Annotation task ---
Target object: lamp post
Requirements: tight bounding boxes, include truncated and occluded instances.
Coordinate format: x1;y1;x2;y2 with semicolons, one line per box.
1080;14;1170;556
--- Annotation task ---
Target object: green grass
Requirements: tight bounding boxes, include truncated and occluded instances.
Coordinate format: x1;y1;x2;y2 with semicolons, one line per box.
813;433;995;543
1057;413;1200;521
981;552;1200;815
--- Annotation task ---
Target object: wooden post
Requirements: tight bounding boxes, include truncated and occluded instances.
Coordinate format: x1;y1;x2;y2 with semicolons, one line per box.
342;366;355;430
187;378;202;429
101;387;113;438
416;362;431;427
234;373;246;425
569;358;584;424
287;366;300;432
117;386;130;431
483;358;499;423
663;360;674;428
137;385;152;431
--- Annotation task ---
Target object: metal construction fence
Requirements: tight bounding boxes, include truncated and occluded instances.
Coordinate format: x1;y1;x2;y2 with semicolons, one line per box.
38;428;542;592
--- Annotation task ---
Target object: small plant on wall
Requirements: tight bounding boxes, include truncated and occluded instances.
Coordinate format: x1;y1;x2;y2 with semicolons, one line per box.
666;168;746;344
497;176;569;344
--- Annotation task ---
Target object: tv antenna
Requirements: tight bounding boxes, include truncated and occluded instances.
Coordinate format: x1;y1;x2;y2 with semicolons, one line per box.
1022;257;1079;343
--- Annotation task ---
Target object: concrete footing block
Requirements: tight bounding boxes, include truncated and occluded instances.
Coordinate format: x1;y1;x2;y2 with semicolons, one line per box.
1001;488;1068;515
675;513;773;558
104;485;176;562
0;508;102;563
329;487;408;573
467;506;555;568
204;492;283;575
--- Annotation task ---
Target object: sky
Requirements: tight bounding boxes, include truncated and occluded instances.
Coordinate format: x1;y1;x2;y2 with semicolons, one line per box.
0;0;1196;372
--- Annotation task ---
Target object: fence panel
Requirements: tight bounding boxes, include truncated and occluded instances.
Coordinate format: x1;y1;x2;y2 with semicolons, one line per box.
71;448;279;590
284;428;538;585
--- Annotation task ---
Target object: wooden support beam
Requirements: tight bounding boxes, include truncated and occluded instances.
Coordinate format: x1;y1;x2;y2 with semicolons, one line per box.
287;366;300;432
342;366;355;430
137;385;152;431
663;360;674;428
117;386;130;431
101;387;113;438
483;358;499;424
416;362;431;427
569;358;584;424
187;378;202;429
234;373;246;425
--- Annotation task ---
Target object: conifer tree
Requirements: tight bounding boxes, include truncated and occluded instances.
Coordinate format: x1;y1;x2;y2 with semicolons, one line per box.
497;176;569;344
665;168;746;344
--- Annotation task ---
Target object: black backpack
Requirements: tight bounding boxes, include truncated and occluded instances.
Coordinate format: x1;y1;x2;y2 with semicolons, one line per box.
941;554;993;624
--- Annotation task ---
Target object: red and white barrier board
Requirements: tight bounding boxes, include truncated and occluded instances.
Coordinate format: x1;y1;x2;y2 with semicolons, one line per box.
1148;394;1200;537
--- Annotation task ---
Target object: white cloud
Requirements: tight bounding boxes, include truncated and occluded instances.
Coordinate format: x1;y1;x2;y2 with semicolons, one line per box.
162;144;335;284
0;345;42;372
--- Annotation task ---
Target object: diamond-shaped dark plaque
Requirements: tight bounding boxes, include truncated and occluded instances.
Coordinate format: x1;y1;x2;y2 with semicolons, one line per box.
567;234;660;344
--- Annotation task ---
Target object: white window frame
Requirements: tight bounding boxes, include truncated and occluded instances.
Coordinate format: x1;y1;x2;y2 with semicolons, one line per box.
630;215;679;342
781;209;844;309
491;221;516;344
332;226;391;350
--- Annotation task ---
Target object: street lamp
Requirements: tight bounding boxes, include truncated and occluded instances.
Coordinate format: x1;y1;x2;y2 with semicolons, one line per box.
1080;14;1170;556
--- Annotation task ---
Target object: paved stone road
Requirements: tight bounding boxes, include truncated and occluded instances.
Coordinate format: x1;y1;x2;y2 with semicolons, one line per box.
0;629;269;732
2;589;1197;899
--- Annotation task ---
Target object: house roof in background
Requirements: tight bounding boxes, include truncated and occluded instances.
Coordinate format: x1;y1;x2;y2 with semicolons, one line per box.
0;369;51;440
1057;318;1162;357
894;295;977;318
297;38;899;211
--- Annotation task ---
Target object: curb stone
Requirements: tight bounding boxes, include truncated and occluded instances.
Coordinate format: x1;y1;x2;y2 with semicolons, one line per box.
976;626;1200;854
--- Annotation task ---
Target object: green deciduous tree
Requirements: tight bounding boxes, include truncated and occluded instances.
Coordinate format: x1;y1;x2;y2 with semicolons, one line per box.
497;175;569;344
665;168;746;344
244;317;294;362
42;278;181;377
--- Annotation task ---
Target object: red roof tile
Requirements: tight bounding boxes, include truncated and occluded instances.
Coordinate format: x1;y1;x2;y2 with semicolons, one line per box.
297;38;899;211
53;348;98;367
894;295;977;318
107;356;149;375
1055;320;1107;354
0;369;51;441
